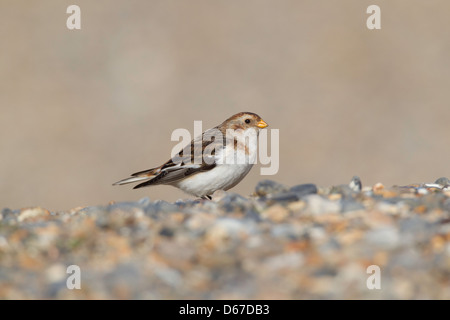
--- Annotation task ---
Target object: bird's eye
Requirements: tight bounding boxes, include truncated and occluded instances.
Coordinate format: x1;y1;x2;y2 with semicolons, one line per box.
245;119;251;124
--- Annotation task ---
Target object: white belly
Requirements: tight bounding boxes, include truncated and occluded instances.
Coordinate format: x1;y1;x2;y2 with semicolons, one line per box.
174;163;253;197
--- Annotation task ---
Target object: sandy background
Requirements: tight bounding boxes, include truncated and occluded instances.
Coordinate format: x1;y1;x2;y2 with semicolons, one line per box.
1;1;450;211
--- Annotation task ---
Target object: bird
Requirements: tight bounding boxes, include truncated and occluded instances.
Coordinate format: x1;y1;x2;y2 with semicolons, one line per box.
113;112;269;199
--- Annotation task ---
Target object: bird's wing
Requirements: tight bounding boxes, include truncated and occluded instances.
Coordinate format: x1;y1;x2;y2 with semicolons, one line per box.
128;127;226;189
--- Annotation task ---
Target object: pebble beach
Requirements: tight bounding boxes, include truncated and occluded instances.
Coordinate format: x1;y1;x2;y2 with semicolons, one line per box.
1;177;450;299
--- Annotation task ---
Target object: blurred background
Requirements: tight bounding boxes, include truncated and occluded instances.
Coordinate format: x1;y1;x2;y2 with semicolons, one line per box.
1;0;450;211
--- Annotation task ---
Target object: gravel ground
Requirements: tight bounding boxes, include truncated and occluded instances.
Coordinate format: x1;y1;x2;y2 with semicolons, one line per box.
1;177;450;299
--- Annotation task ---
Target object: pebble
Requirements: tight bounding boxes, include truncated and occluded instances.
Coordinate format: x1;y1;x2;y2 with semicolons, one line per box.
435;177;450;187
244;209;263;222
305;194;342;215
349;176;362;192
341;200;365;213
373;182;385;192
218;192;250;212
365;227;400;249
17;207;50;222
263;252;305;271
1;177;450;299
330;185;354;198
290;183;318;198
268;191;299;203
261;204;290;223
270;223;304;239
45;264;67;283
254;180;289;197
330;177;360;199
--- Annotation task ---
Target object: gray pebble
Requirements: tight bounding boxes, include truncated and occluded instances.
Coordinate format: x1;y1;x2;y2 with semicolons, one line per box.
244;209;262;222
435;177;450;186
330;185;354;198
329;176;362;198
365;227;400;249
313;266;338;277
270;223;304;239
289;183;318;198
269;192;300;203
79;206;107;216
389;249;427;270
219;192;250;212
138;197;151;207
0;208;17;223
144;200;179;217
398;217;434;244
341;200;365;213
107;202;142;212
443;198;450;211
349;176;362;192
254;180;289;197
318;238;342;254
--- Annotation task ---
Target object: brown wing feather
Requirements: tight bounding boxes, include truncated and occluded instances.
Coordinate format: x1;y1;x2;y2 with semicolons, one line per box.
131;127;225;189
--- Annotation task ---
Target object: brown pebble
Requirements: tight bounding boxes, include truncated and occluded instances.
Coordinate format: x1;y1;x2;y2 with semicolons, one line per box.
18;207;50;222
261;204;290;223
372;183;385;192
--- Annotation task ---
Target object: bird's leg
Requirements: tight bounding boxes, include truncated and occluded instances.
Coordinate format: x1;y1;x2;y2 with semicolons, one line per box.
201;195;212;200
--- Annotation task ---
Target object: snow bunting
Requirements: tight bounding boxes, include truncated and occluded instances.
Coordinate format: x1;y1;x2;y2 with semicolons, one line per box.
113;112;268;199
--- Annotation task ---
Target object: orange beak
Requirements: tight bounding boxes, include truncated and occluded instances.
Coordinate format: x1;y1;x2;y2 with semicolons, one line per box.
256;119;268;128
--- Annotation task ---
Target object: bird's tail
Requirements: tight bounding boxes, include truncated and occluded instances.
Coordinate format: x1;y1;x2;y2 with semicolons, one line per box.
112;175;152;186
112;167;159;186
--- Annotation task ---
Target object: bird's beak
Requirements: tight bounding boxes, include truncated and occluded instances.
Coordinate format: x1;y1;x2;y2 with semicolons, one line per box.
256;119;268;128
